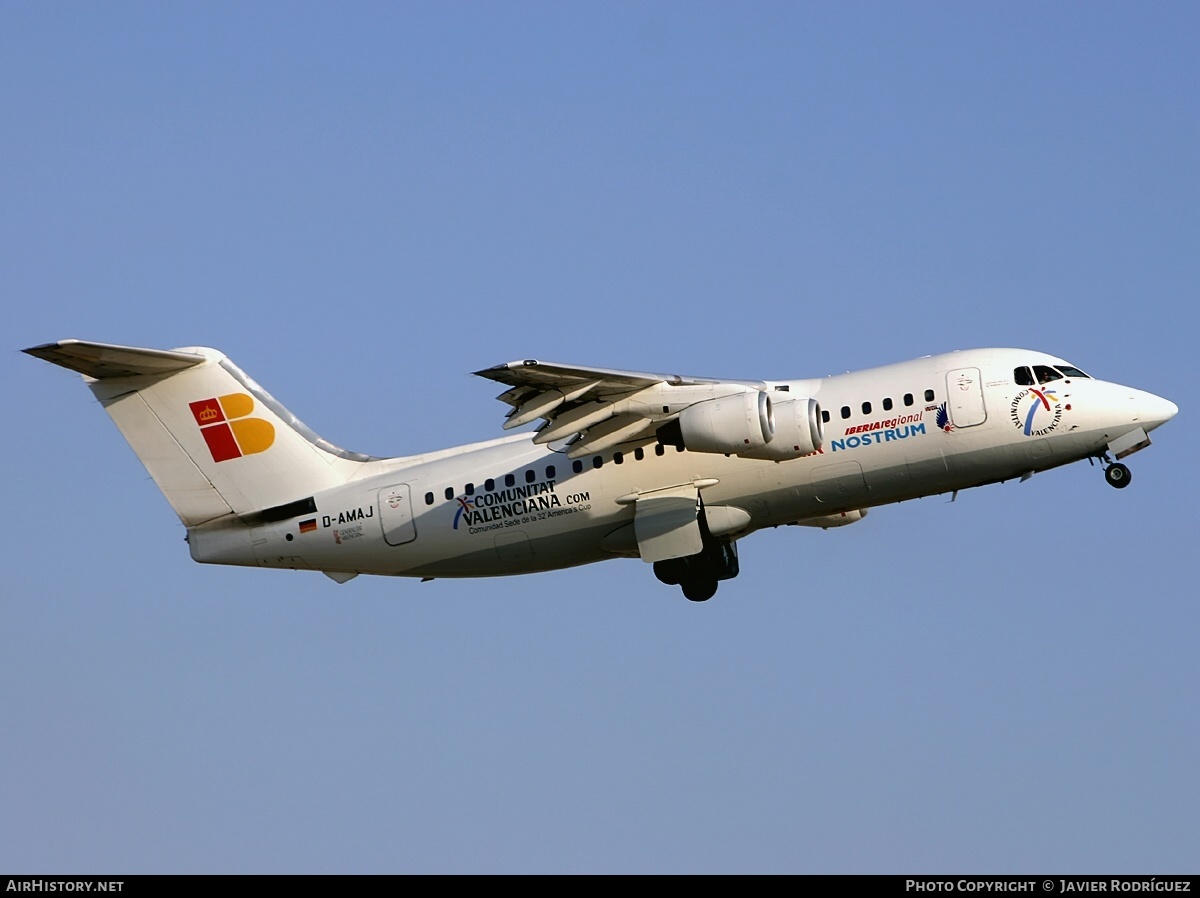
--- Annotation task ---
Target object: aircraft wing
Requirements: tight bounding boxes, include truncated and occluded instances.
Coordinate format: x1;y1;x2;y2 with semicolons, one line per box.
474;359;766;458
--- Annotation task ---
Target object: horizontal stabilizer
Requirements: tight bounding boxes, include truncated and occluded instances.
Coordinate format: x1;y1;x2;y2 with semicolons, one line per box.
22;340;206;379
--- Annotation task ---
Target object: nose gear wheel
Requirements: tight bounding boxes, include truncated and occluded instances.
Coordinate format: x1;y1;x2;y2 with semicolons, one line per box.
1104;462;1131;489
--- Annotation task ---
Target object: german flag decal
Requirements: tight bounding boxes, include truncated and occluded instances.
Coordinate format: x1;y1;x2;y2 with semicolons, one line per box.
189;393;275;462
299;519;318;534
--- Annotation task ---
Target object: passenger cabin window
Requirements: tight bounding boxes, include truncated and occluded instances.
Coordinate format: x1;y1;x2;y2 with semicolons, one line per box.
525;469;535;483
655;444;665;456
883;398;893;411
903;393;914;407
613;452;624;465
821;409;830;423
505;473;515;487
465;483;474;495
634;448;644;461
841;406;851;419
1015;367;1035;386
546;465;556;478
924;389;935;402
485;478;495;492
444;487;454;501
1033;365;1063;384
862;401;872;415
572;459;583;474
592;456;603;469
424;492;434;506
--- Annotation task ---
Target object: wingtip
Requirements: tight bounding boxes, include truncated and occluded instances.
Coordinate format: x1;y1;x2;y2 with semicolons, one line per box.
23;339;67;354
474;361;526;378
22;341;74;362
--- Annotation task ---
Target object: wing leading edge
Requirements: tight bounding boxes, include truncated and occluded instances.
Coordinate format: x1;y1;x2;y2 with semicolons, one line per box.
474;359;769;458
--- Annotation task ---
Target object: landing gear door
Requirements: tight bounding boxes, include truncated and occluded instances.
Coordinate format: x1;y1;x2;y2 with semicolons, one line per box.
946;367;987;427
378;484;417;546
634;484;703;563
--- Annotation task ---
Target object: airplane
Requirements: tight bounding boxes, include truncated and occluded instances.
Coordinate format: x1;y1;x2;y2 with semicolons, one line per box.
25;339;1177;601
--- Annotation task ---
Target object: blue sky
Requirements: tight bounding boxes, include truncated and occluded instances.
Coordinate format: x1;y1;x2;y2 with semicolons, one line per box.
2;2;1197;873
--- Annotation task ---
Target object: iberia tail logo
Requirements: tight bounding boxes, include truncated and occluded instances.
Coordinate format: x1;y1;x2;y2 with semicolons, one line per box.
188;393;275;462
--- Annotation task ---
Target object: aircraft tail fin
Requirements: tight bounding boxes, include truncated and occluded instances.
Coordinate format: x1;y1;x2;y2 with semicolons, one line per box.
25;340;374;526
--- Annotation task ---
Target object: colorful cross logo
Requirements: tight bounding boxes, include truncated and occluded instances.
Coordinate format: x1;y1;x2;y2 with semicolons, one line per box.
452;495;475;529
1021;389;1058;436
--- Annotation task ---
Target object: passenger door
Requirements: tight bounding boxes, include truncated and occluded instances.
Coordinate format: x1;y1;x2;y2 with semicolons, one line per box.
945;367;987;427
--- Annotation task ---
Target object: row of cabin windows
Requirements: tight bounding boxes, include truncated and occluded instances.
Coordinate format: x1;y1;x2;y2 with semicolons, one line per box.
572;443;683;472
820;389;937;423
421;444;687;505
424;466;555;505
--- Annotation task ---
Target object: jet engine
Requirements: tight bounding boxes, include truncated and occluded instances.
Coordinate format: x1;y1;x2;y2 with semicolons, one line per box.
740;397;823;460
654;390;824;460
672;389;774;454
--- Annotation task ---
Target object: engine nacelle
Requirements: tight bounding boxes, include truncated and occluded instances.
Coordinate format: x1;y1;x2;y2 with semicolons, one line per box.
674;389;774;454
740;397;823;460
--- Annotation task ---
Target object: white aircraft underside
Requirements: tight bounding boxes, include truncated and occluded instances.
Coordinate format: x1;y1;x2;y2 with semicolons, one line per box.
25;340;1177;601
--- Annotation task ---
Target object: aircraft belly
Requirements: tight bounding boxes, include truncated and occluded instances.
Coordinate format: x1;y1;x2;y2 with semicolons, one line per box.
810;460;868;505
904;449;951;486
402;520;620;578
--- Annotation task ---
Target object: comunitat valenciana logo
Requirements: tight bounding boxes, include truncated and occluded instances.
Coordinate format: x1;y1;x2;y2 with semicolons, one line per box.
188;393;275;462
1010;388;1065;437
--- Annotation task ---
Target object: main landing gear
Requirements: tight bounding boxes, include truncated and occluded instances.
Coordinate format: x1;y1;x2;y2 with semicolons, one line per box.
653;538;740;602
653;541;738;602
651;499;741;601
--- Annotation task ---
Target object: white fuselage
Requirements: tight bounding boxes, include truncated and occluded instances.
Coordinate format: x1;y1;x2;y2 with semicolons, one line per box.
187;348;1177;580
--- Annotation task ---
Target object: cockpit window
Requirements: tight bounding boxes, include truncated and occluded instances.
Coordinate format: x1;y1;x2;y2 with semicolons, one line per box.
1014;366;1035;386
1033;365;1063;384
1057;365;1090;378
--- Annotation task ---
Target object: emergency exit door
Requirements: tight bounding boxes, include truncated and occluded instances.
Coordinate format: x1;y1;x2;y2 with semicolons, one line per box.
378;484;417;546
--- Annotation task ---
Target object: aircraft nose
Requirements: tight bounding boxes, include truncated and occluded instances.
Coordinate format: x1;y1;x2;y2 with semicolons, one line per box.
1134;390;1178;430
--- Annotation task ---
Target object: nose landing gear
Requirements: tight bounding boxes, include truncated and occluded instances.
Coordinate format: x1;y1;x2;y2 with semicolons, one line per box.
1094;451;1132;489
1104;461;1131;489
